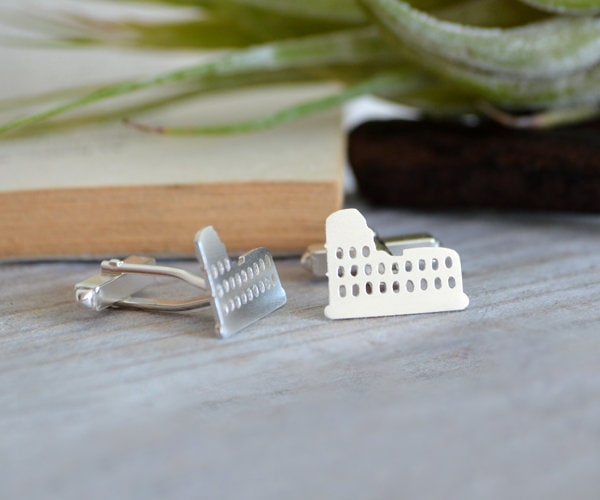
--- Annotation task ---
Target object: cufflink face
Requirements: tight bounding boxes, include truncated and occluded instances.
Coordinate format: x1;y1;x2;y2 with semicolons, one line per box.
195;226;286;338
323;209;469;320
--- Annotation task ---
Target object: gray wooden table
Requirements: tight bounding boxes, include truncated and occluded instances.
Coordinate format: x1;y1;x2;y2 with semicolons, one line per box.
2;198;600;499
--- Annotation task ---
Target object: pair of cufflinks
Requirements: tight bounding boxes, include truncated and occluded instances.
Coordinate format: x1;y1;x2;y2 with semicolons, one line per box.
75;209;469;338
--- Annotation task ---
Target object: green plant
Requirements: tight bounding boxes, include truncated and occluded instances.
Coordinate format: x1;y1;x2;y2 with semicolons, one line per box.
2;0;600;135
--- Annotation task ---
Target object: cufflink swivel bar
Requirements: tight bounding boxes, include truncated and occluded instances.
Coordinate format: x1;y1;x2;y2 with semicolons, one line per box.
75;226;287;338
75;256;211;313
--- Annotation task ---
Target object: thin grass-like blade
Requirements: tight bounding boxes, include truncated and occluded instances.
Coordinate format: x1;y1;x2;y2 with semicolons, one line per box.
124;70;431;134
50;16;259;49
44;5;370;50
0;27;401;134
115;0;369;24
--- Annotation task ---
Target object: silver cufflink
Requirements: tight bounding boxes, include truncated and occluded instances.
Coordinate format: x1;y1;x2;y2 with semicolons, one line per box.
303;208;469;319
75;226;287;338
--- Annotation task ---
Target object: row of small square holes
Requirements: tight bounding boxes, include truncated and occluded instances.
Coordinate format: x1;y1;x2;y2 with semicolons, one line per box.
339;276;457;298
336;256;453;278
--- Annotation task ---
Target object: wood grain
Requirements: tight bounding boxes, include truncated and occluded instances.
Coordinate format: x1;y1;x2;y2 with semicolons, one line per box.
0;180;341;258
1;200;600;499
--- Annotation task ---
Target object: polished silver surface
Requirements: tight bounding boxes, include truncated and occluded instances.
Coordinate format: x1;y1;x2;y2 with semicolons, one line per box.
195;227;287;338
74;256;160;311
75;256;210;313
74;227;286;337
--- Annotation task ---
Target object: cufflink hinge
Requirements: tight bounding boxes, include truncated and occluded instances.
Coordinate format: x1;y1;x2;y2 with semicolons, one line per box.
78;257;211;312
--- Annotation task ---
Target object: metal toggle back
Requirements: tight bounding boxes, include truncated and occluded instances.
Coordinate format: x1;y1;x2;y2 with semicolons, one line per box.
75;226;287;338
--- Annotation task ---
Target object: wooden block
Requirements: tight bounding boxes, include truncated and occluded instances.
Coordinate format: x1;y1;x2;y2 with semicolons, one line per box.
349;119;600;212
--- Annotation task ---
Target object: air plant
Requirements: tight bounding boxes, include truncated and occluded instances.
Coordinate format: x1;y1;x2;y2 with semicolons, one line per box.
1;0;600;135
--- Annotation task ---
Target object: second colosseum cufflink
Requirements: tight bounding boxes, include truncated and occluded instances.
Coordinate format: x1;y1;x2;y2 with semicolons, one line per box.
303;208;469;320
75;226;286;338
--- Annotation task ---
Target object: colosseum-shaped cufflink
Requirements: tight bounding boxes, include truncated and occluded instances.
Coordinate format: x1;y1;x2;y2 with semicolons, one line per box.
303;208;469;320
74;226;286;338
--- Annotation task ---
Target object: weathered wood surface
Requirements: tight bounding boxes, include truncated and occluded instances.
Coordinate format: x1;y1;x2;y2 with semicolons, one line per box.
1;199;600;499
